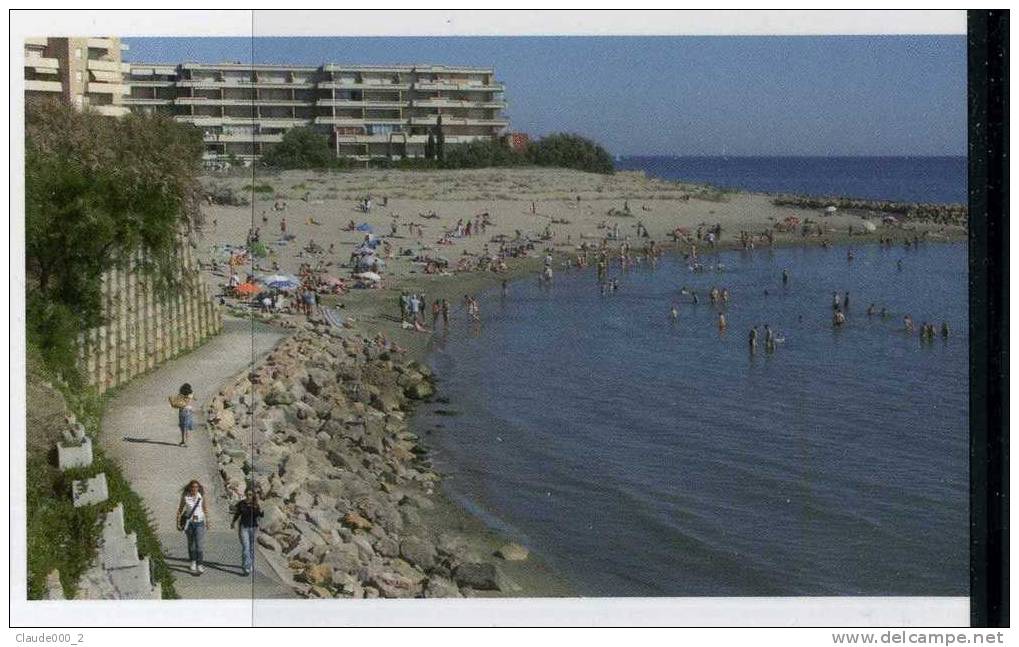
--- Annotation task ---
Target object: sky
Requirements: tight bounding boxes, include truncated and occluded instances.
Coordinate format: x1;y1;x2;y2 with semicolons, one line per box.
123;35;967;157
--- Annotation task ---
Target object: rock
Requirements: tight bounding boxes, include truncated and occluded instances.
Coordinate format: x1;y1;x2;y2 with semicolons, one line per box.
436;533;470;559
453;563;504;591
262;505;287;533
374;536;399;558
257;532;280;551
303;369;332;396
308;509;335;532
321;543;361;573
495;543;529;561
214;408;236;430
424;576;463;598
403;381;435;400
298;563;334;587
265;383;296;406
342;512;372;530
399;537;436;570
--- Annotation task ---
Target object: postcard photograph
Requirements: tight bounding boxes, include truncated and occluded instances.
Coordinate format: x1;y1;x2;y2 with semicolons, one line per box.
11;9;1000;629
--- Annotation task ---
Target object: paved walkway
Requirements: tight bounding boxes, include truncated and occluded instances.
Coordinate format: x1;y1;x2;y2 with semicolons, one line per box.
101;317;295;599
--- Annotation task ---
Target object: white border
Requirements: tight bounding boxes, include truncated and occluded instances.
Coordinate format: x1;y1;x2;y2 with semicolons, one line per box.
9;9;973;629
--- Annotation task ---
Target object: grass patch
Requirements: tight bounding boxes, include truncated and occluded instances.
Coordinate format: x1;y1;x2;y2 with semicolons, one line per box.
26;352;178;599
243;183;275;194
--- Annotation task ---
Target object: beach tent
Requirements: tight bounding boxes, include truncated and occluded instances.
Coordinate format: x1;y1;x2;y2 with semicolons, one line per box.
356;223;373;232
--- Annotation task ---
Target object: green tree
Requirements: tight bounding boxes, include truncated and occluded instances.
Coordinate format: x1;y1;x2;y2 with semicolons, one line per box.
25;100;204;380
435;114;445;163
526;133;615;174
425;131;435;160
260;126;334;169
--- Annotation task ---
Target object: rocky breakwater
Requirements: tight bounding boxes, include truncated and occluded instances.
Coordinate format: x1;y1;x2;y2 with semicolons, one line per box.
772;195;968;226
202;323;522;599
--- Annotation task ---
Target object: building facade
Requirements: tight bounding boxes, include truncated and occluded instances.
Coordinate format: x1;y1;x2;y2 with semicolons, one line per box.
124;62;509;163
24;37;130;116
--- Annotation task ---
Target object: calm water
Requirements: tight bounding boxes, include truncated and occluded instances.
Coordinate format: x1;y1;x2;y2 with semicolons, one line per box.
615;156;967;205
415;243;969;596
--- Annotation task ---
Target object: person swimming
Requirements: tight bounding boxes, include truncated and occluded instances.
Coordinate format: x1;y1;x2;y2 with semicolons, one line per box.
867;303;876;317
717;312;727;332
670;303;679;321
749;327;758;354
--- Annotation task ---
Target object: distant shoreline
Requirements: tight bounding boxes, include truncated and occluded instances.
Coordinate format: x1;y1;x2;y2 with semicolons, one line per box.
614;155;967;207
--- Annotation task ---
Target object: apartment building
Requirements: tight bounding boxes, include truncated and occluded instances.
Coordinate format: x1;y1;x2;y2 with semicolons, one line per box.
124;62;509;163
24;37;130;116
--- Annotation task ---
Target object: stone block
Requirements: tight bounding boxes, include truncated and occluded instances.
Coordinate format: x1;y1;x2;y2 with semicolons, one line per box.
58;436;93;470
72;473;109;508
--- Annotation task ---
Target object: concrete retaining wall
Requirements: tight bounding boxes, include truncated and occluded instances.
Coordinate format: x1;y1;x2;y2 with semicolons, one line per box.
77;235;222;394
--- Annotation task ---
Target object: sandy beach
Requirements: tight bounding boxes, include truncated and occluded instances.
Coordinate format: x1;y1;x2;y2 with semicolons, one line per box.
191;167;966;597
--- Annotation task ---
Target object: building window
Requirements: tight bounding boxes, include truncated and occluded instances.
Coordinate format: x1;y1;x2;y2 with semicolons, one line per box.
76;71;82;83
75;48;82;59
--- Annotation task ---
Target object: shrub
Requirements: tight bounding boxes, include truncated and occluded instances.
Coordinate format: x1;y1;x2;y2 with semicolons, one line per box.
441;138;526;169
26;100;204;381
526;133;615;174
261;127;341;169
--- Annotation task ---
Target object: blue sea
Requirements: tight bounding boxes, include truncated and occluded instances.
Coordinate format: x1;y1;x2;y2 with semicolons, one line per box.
614;156;967;205
414;243;968;596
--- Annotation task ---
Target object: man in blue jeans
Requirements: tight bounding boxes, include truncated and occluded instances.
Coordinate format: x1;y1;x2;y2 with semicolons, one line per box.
230;487;263;576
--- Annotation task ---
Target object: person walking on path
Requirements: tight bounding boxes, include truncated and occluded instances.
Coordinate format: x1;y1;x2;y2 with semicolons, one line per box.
169;383;195;447
176;480;210;575
230;487;263;576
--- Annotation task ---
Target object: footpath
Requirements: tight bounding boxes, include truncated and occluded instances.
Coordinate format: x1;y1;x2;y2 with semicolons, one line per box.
101;317;295;599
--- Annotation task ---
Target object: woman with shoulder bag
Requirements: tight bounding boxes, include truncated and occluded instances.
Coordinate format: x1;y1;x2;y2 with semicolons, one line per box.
176;479;210;575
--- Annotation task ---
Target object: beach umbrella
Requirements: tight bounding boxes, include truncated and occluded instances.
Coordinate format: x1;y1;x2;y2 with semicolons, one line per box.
824;206;838;215
234;282;260;295
259;274;301;290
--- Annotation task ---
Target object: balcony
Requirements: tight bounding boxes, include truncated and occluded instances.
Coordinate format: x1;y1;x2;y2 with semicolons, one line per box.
176;79;315;89
175;96;314;107
86;37;118;50
409;116;509;127
334;133;487;145
24;37;49;47
316;99;406;109
318;81;409;91
412;98;507;110
91;105;130;117
87;58;127;73
127;79;176;87
25;55;59;73
179;115;312;127
129;65;178;76
25;79;62;93
87;82;128;95
123;97;174;105
413;82;504;92
203;132;284;143
315;116;407;126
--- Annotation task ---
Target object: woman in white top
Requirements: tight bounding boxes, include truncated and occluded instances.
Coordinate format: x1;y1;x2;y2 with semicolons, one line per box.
176;480;210;575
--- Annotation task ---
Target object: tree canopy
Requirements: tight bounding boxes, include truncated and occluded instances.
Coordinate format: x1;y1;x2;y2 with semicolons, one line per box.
25;100;204;380
260;126;338;169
